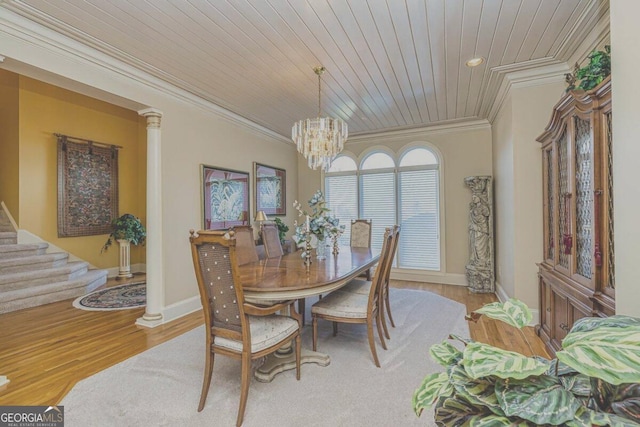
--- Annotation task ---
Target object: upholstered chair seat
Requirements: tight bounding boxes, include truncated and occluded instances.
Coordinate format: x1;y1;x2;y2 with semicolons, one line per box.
214;315;300;353
310;291;369;319
340;278;371;295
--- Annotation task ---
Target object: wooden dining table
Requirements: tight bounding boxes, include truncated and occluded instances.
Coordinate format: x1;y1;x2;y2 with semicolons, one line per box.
237;246;380;382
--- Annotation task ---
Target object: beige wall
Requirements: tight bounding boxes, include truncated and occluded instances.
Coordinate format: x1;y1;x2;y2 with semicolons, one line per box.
610;1;640;317
492;96;515;297
16;76;145;269
0;70;20;217
159;103;298;305
298;124;493;279
491;79;566;311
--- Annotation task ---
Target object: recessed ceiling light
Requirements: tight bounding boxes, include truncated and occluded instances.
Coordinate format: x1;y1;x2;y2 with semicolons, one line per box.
466;57;485;67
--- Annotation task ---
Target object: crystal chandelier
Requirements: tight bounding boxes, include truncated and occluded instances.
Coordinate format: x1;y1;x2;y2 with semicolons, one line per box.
292;66;348;172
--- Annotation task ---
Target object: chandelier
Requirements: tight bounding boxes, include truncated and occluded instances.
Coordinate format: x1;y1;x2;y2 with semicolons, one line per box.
292;66;348;172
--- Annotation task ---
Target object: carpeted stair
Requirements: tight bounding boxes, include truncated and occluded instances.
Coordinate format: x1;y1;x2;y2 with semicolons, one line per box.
0;208;108;314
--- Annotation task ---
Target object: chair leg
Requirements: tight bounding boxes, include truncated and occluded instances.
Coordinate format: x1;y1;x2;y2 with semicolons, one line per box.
375;310;387;350
295;335;301;381
332;321;338;337
367;318;381;368
312;316;318;351
198;350;215;412
237;352;251;427
380;302;391;340
385;287;396;328
298;298;305;326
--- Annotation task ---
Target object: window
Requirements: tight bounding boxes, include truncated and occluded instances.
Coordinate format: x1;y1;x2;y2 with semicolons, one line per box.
325;147;441;271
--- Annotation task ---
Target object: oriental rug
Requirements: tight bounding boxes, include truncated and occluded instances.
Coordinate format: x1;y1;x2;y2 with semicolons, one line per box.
72;282;145;311
61;288;469;426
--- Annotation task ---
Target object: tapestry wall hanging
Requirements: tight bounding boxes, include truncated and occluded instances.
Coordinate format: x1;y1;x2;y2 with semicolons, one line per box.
201;164;249;230
57;134;119;237
254;162;286;216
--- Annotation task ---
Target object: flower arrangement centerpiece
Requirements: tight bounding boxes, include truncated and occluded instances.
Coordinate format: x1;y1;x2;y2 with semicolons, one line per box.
292;190;345;261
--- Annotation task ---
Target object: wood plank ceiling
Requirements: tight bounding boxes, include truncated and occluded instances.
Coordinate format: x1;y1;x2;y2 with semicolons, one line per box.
1;0;605;138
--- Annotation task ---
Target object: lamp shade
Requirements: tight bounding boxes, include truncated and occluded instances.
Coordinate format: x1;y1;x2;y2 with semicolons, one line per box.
255;211;268;222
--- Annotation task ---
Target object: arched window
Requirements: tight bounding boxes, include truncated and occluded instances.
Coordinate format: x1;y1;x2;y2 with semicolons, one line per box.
399;147;437;166
361;152;395;169
328;156;357;172
325;146;442;271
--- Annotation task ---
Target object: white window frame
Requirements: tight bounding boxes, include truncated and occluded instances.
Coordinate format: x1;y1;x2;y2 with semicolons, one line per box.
324;143;446;275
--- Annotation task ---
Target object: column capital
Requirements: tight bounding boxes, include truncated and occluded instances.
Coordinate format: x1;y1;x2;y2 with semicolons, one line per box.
138;108;163;129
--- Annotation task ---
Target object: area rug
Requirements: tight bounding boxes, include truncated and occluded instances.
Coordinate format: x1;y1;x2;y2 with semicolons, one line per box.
72;282;146;311
61;289;469;426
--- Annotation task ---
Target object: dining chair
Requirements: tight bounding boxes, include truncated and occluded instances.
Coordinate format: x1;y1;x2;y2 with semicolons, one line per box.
260;223;284;258
230;225;259;265
350;219;373;280
381;225;401;337
189;230;302;427
341;225;400;340
261;222;309;324
311;228;393;367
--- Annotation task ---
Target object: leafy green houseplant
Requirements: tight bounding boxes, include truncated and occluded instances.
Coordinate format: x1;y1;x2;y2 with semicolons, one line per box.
101;213;146;253
273;217;289;245
413;299;640;426
565;45;611;91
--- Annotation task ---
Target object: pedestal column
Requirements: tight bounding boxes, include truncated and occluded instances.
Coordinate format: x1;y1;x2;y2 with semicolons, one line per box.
137;108;164;327
116;239;133;279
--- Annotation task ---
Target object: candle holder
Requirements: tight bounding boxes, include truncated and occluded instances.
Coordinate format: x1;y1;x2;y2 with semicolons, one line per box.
304;233;312;267
332;234;339;255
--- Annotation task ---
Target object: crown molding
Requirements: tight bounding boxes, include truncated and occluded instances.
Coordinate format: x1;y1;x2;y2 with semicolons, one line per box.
557;0;610;63
347;118;490;144
487;61;569;124
0;5;291;146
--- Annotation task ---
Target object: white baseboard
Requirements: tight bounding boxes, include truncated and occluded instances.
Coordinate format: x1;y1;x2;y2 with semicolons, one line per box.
391;269;467;286
161;295;202;324
495;281;539;326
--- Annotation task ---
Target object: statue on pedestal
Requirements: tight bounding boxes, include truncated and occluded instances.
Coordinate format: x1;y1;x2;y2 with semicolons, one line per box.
465;176;495;293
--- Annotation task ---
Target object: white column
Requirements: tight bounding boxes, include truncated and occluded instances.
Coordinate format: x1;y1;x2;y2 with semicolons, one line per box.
136;108;164;327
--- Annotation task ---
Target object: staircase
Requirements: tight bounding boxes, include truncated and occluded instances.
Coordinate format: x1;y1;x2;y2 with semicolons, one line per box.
0;208;108;314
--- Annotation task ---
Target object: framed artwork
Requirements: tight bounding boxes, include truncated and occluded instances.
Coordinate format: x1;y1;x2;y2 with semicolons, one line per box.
201;165;249;230
57;135;119;237
254;162;286;216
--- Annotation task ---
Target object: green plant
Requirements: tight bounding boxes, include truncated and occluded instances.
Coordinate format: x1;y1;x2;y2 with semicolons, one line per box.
273;217;289;245
565;45;611;92
413;299;640;426
101;213;146;253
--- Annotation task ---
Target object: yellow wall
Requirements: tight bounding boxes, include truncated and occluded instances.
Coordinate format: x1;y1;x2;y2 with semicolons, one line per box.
0;70;20;217
17;76;146;268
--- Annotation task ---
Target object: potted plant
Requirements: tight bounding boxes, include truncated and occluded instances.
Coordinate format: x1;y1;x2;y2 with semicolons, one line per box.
101;213;146;279
413;299;640;426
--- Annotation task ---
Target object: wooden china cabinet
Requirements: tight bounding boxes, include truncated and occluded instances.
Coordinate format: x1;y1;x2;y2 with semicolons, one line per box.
535;76;615;356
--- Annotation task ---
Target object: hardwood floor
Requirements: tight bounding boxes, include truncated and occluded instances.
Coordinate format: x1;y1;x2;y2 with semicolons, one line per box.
0;278;547;406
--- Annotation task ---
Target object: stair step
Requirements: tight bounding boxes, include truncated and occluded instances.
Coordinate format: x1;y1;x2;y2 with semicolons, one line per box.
0;269;108;314
0;252;69;274
0;243;48;260
0;232;17;245
0;261;89;291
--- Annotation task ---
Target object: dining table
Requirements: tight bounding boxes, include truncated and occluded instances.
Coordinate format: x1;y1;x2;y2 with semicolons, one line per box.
237;246;380;382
